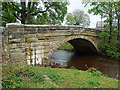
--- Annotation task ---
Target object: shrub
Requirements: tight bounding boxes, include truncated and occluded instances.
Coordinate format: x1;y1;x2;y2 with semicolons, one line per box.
87;68;102;76
70;66;76;69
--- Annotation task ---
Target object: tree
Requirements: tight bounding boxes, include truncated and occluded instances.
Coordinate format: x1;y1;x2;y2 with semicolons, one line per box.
1;0;69;25
1;2;17;26
88;2;116;42
35;2;68;25
114;2;120;46
65;9;90;27
85;2;120;59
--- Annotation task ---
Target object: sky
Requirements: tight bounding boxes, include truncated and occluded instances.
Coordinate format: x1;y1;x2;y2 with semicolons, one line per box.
66;0;102;28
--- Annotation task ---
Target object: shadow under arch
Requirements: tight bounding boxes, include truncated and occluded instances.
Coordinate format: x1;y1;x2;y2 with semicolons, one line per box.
45;35;99;59
68;38;99;55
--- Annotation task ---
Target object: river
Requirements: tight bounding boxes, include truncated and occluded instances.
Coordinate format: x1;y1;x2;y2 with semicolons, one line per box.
49;50;120;79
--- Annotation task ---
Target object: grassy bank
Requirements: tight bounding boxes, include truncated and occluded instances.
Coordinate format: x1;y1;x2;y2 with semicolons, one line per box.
58;42;74;51
2;63;119;88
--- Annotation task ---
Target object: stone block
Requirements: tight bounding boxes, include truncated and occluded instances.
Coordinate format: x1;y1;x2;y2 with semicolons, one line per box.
10;48;25;53
25;34;36;38
9;33;25;40
38;37;50;40
26;37;38;42
9;39;25;44
30;43;41;47
10;53;25;60
9;43;25;49
37;33;50;37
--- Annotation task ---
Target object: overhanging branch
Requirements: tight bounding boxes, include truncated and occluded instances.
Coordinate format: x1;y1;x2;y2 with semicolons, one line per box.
11;2;21;13
13;13;21;21
31;3;53;16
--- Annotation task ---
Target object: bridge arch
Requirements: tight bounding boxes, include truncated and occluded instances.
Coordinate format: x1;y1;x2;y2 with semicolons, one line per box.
45;35;99;59
4;23;101;65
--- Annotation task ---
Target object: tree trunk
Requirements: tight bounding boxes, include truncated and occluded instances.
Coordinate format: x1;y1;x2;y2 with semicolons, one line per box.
117;2;120;51
26;0;31;24
117;18;120;51
118;19;120;41
108;3;112;43
21;2;26;24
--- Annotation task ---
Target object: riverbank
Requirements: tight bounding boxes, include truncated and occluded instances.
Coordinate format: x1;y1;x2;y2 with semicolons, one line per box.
2;63;118;88
58;42;74;51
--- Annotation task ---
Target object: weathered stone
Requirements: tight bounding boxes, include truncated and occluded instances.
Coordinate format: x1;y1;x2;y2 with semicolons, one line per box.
30;43;41;47
10;48;25;53
2;23;102;65
10;53;25;61
26;34;36;38
26;37;38;42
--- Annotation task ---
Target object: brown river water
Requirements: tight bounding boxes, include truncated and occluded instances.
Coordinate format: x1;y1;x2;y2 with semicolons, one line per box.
49;50;120;79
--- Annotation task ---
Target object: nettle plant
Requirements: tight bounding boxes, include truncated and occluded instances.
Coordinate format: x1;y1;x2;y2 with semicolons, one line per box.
87;68;102;76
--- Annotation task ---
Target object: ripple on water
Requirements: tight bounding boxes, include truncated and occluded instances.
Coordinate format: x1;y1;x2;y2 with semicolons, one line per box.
49;50;120;79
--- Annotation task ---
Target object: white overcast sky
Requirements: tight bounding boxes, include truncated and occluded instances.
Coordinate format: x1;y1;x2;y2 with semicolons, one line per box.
65;0;102;28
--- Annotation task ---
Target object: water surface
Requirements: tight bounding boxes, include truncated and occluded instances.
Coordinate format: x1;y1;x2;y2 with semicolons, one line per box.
49;50;120;79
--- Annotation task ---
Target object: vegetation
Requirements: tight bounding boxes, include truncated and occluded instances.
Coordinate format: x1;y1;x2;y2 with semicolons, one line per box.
58;42;74;51
2;63;118;88
85;2;120;60
1;1;69;26
98;31;120;59
65;9;90;27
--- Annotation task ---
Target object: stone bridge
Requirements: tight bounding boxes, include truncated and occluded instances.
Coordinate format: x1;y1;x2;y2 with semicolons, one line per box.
1;23;101;65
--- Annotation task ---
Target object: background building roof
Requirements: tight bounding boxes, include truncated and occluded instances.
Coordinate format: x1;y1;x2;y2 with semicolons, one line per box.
96;21;118;28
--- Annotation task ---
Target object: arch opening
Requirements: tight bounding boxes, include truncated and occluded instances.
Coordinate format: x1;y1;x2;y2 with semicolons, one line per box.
68;38;99;55
47;37;99;67
46;36;99;59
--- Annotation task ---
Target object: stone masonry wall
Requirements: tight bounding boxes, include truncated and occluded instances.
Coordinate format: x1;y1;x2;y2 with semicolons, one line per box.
3;23;100;65
7;23;26;63
1;27;9;63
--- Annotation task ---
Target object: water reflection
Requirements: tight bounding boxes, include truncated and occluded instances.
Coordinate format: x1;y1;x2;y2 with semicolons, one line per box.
49;50;119;79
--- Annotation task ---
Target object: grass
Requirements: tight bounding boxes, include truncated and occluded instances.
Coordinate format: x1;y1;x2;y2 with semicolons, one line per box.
2;63;119;88
58;42;74;51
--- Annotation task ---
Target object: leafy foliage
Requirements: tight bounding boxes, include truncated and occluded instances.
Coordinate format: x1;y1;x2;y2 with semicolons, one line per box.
85;2;120;60
58;42;74;51
1;1;69;26
1;2;17;26
87;68;102;77
98;30;120;60
35;2;68;25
